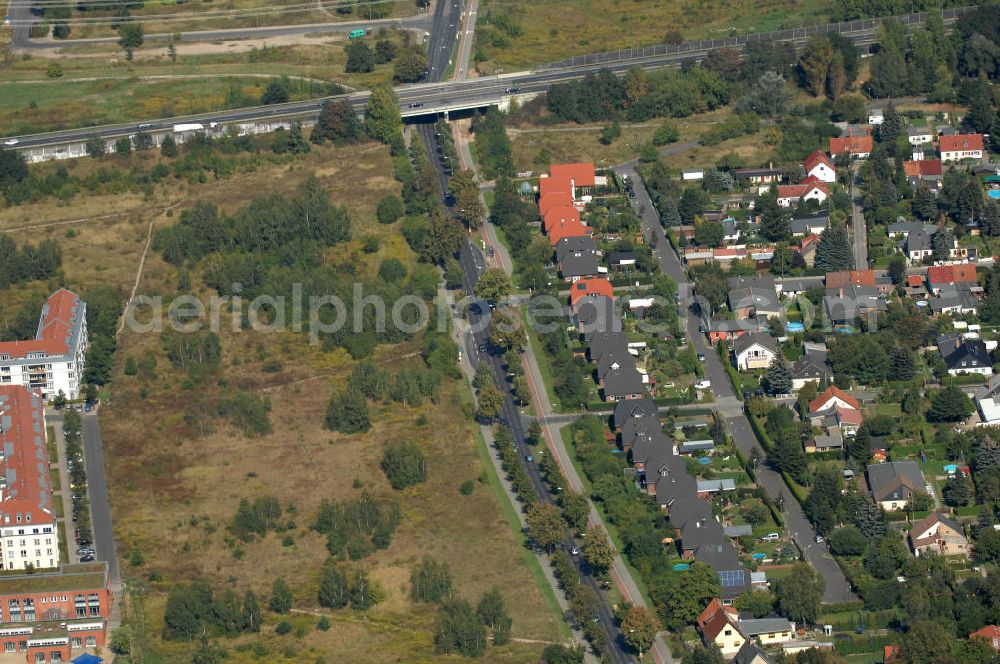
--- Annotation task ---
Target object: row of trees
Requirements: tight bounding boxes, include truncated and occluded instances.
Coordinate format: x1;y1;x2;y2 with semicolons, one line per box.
0;237;62;289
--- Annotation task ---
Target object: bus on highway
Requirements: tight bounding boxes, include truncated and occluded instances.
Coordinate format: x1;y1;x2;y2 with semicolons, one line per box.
348;29;367;39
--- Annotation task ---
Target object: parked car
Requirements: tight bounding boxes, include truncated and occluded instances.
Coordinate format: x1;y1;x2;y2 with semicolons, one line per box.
694;380;711;390
814;535;825;543
762;532;780;541
525;455;534;463
80;555;95;562
697;352;706;361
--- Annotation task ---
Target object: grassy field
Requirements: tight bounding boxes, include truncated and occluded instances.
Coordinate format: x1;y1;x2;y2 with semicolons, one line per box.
0;139;564;661
0;35;415;135
34;0;420;40
474;0;831;71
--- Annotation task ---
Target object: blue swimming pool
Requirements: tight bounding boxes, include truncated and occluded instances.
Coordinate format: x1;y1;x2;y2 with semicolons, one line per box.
786;322;805;332
673;563;690;571
989;190;1000;199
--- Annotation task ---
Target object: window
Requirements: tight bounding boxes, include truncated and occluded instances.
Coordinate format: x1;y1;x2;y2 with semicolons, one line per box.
724;629;732;636
70;639;80;649
3;643;12;654
33;653;44;664
85;637;96;647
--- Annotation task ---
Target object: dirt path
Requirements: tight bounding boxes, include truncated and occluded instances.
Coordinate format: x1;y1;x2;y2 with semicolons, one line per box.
116;203;180;336
2;73;329;85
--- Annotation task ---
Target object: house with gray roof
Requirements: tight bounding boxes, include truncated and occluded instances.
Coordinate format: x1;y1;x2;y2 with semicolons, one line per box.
732;641;775;664
937;333;993;376
733;333;779;371
823;285;887;325
866;461;927;511
791;347;832;390
887;220;936;238
929;285;979;316
729;287;782;321
612;397;657;430
574;294;619;339
900;230;933;263
602;365;646;402
790;214;830;237
555;236;599;280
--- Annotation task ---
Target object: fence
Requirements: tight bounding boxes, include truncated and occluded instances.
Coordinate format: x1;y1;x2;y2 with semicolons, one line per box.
536;6;976;71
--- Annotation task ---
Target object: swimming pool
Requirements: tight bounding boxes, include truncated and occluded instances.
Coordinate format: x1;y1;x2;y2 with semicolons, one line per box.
989;190;1000;199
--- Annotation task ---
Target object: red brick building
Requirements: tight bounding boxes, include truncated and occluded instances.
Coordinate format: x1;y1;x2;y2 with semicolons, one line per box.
0;562;111;663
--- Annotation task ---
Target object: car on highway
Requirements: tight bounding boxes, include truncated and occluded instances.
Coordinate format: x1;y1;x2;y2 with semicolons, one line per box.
138;123;151;129
694;379;711;390
503;87;521;94
3;138;18;146
408;102;425;109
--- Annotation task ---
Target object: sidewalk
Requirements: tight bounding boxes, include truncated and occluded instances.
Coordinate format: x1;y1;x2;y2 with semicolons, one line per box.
47;413;77;566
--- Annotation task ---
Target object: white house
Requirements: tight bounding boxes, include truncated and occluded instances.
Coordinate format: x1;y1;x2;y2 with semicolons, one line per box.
733;333;779;372
803;150;836;184
776;183;829;208
940;134;984;162
0;290;88;401
907;126;934;147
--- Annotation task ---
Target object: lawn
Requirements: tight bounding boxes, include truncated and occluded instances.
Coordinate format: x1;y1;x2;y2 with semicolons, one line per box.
474;0;831;71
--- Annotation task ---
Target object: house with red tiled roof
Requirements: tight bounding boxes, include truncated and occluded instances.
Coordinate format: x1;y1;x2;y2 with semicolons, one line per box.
940;134;984;162
0;385;59;570
829;135;873;159
803;150;836;183
903;159;943;178
826;270;876;289
797;234;821;267
909;511;969;558
538;191;574;216
569;278;614;307
538;175;573;198
696;599;745;657
809;385;861;413
970;625;1000;652
927;264;977;292
0;290;88;400
550;162;596;188
547;217;590;246
543;207;581;233
776;183;828;207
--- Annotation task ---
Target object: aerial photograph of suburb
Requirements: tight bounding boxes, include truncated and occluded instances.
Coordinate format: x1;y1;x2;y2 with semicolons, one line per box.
0;0;999;662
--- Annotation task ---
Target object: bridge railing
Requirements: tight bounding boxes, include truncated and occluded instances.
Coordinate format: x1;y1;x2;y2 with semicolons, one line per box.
534;6;974;71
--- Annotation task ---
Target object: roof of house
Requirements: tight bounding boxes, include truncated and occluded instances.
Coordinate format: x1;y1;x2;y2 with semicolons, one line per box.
887;220;935;236
866;461;926;502
697;598;740;642
776;183;829;200
544;206;581;232
907;126;933;136
538;175;574;197
603;365;645;398
826;270;876;288
812;433;843;449
738;617;794;637
937;333;992;370
803;149;834;173
0;562;108;596
569;277;614;307
589;331;630;361
538;191;574;216
733;332;779;358
547;217;590;246
910;511;964;541
708;318;760;333
606;251;636;265
829;135;873;156
652;456;698;505
550;162;596;188
728;287;781;314
556;236;599;278
733;641;775;664
792;350;831;382
0;289;85;361
903;160;943;177
727;275;776;292
629;426;673;467
790;215;830;235
835;405;863;426
0;385;56;525
612;397;658;429
733;167;782;179
927;264;977;285
939;133;984;153
970;625;1000;641
809;385;861;413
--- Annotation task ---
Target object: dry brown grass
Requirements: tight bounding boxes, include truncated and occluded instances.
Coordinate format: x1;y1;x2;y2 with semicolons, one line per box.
0;141;562;661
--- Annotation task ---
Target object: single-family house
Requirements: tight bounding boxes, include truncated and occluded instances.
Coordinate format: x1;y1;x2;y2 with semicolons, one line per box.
809;385;861;414
602;365;646;402
866;461;927;511
927;264;977;293
733;167;782;186
707;318;761;345
937;333;993;376
733;333;779;371
907;126;934;146
612;397;658;431
738;617;796;648
805;430;844;453
728;287;782;321
903;159;944;190
539;190;574;216
887;220;935;239
569;277;614;307
830;135;873;159
791;347;832;390
908;511;969;558
697;599;745;657
797;234;821;267
544;206;581;233
547;216;590;246
803;150;836;183
732;642;776;664
550;162;596;194
823;285;887;325
776;183;829;207
790;214;830;237
978;396;1000;427
538;175;574;199
826;270;876;289
555;236;600;281
900;230;933;263
969;625;1000;652
573;294;619;338
929;284;979;317
939;134;984;162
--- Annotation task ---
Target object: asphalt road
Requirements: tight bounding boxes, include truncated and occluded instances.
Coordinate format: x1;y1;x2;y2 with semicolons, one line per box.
6;0;433;50
850;162;870;269
3;12;957;148
618;164;857;604
81;413;119;585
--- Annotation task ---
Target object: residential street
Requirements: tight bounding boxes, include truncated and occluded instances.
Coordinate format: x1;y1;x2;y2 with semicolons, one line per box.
619;165;857;604
850;162;869;269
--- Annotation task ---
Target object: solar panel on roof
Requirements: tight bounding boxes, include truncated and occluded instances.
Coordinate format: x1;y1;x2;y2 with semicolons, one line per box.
719;569;745;587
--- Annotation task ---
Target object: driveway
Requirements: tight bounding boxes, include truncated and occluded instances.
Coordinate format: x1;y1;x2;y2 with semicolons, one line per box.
621;166;857;604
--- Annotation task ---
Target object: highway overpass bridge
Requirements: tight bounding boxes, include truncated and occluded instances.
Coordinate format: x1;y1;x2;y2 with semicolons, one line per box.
5;6;976;163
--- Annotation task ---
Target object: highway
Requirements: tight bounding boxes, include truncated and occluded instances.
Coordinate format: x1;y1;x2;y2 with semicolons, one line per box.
2;7;972;151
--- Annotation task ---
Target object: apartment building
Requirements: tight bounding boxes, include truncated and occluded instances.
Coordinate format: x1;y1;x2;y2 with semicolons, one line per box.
0;386;59;571
0;291;88;401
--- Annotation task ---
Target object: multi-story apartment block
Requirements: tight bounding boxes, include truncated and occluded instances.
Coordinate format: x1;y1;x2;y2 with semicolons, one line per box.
0;291;88;401
0;562;111;664
0;385;58;572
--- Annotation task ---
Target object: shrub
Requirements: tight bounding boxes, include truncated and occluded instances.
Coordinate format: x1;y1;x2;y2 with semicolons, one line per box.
459;479;474;495
275;621;292;635
381;442;427;490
